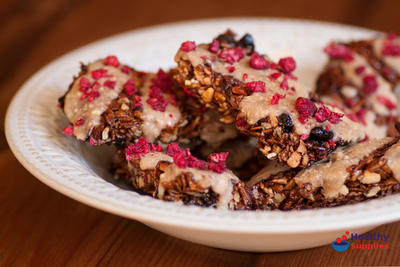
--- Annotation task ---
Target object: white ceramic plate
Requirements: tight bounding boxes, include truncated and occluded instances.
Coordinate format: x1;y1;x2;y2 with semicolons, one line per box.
6;18;399;252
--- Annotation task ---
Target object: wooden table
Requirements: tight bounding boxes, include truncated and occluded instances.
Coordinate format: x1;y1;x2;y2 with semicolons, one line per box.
2;0;400;266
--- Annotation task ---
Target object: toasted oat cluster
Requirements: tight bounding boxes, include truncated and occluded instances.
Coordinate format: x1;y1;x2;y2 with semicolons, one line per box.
59;31;400;210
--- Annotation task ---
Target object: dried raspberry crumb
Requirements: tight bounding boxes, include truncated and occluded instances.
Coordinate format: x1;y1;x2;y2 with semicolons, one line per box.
246;81;266;92
326;124;331;131
278;57;296;73
328;140;336;148
104;80;116;89
362;75;378;94
315;105;344;124
209;39;220;53
149;143;162;152
324;43;354;61
249;52;270;69
382;39;400;56
218;47;244;64
198;106;207;113
79;77;91;92
62;125;74;136
125;137;150;160
183;87;195;97
147;87;170;112
87;91;100;102
91;81;100;90
124;79;135;95
200;56;207;59
75;118;84;126
180;41;196;52
207;152;228;173
89;138;98;146
134;103;143;108
226;66;235;73
271;93;285;105
121;65;130;74
295;97;317;124
291;87;296;92
280;75;289;90
243;73;248;81
134;95;141;102
91;69;108;79
104;56;120;67
355;66;365;75
152;69;174;94
236;116;247;128
166;143;183;156
377;95;397;109
300;134;308;140
268;72;282;81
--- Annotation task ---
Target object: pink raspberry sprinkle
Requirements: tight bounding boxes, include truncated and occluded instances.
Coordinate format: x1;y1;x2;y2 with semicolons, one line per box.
271;93;286;105
246;81;266;92
75;118;84;126
209;38;220;53
124;79;135;95
278;57;296;73
180;41;196;52
121;65;130;74
91;69;108;79
62;125;74;136
249;52;270;69
104;80;116;89
104;55;120;67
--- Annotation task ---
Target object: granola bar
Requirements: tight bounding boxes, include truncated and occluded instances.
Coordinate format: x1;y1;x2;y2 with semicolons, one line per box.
316;35;399;140
249;136;400;210
114;137;256;210
173;31;365;168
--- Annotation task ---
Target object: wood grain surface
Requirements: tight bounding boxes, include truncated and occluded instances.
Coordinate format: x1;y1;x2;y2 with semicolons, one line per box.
2;0;400;266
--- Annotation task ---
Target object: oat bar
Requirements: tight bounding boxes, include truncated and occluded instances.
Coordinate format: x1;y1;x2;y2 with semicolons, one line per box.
113;137;256;210
316;36;399;140
249;137;400;210
173;31;365;167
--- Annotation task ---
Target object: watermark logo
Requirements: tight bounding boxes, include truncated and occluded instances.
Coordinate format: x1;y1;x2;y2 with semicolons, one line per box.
332;231;389;252
331;231;350;252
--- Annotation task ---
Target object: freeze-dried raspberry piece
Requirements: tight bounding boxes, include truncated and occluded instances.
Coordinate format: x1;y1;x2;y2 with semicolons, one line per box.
324;43;354;61
278;57;296;73
362;75;378;94
378;96;397;109
147;87;170;112
89;138;98;146
218;47;244;64
173;152;188;169
280;75;290;90
62;125;74;136
246;81;266;92
295;97;317;124
180;41;196;52
91;69;108;79
315;105;344;124
151;69;174;94
121;65;130;74
104;56;120;67
271;93;286;105
150;143;162;152
209;39;220;53
268;72;282;81
249;52;270;69
236;116;247;128
243;73;248;81
124;79;135;95
75;118;84;126
226;66;235;73
79;77;91;92
207;152;228;173
104;80;116;89
382;39;400;56
355;66;365;75
87;91;100;102
166;142;183;156
125;137;150;161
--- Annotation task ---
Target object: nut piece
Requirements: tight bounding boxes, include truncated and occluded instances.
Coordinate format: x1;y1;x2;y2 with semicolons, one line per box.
220;115;236;123
361;170;381;184
121;103;129;110
214;92;226;102
287;151;301;168
365;186;381;197
102;127;110;140
201;88;215;103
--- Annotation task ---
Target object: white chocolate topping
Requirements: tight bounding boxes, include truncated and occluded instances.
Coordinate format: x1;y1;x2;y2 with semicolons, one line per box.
383;142;400;182
139;74;182;143
295;137;394;200
139;152;173;170
372;37;400;73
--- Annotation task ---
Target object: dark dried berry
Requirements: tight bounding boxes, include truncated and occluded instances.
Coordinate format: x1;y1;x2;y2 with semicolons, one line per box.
216;32;236;47
278;113;294;128
310;126;334;141
238;33;254;52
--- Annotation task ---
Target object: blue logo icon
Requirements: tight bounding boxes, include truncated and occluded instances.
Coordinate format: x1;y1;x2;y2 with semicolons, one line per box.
332;231;350;252
332;240;350;252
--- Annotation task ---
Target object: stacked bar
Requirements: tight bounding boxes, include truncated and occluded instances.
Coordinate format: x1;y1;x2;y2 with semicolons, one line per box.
316;33;400;140
249;137;400;210
174;31;365;167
